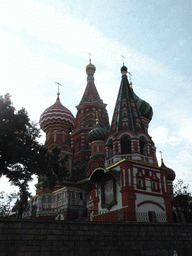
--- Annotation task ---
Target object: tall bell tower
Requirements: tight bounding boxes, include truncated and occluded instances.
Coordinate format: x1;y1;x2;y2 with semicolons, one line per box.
71;61;109;181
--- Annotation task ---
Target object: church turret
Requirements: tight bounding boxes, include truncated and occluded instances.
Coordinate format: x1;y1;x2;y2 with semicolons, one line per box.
85;112;109;178
105;64;157;166
160;156;176;203
39;91;75;182
39;92;75;149
71;60;109;181
111;65;145;134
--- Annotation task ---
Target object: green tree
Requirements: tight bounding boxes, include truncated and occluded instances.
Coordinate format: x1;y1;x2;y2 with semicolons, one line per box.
173;179;192;223
0;94;69;195
37;146;70;191
0;191;18;217
173;179;191;197
0;93;40;181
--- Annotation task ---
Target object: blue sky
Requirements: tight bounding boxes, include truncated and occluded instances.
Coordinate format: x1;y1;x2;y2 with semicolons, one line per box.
1;0;192;195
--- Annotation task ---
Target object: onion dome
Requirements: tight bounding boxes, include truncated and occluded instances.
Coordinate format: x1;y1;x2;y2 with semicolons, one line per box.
86;62;96;72
85;61;96;81
87;114;109;143
133;93;153;120
39;95;75;132
160;160;176;181
121;65;127;72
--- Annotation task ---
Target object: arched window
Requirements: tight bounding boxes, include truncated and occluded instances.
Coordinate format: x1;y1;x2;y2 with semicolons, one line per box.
140;136;147;155
71;191;75;198
62;131;65;143
42;196;46;204
121;135;131;154
48;196;52;203
53;130;57;142
108;139;113;158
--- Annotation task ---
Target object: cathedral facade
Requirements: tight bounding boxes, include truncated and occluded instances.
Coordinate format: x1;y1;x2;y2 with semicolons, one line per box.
24;61;175;222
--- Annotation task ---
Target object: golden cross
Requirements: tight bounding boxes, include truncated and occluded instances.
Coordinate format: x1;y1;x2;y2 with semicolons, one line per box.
55;82;62;95
128;71;132;83
159;151;163;163
88;53;92;63
121;55;125;65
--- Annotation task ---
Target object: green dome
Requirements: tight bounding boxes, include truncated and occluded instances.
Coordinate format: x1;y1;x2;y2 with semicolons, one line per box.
121;65;127;72
133;91;153;120
161;161;176;181
87;124;109;143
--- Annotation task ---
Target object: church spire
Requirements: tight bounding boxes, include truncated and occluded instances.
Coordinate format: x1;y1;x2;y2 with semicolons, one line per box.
78;61;103;106
110;65;145;134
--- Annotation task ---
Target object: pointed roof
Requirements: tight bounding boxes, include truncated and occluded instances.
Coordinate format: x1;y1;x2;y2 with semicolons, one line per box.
110;66;145;134
78;62;104;106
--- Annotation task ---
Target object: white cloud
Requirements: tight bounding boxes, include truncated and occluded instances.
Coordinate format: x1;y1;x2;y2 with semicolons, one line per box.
149;126;183;147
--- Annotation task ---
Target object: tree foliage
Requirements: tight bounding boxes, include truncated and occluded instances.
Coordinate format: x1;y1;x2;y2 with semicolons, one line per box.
0;191;18;217
172;179;192;223
0;94;69;196
173;179;191;197
0;93;40;181
37;146;70;191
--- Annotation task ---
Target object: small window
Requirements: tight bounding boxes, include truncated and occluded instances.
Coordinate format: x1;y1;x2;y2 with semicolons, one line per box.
108;139;113;158
152;181;157;190
48;196;52;203
121;135;131;154
140;136;147;155
42;196;46;204
79;193;83;200
71;191;75;198
138;179;143;188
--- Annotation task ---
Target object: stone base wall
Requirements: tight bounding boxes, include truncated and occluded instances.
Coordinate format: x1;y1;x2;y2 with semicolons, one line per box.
0;219;192;256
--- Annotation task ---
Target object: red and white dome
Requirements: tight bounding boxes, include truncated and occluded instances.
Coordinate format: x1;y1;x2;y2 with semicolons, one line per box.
39;95;75;131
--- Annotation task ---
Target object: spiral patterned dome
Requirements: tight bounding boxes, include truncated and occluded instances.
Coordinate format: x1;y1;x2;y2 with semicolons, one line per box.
39;95;75;132
87;123;109;143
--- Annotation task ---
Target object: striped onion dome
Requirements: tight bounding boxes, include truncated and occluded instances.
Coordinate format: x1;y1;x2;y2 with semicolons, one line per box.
161;160;176;181
39;95;75;132
133;91;153;120
87;123;109;143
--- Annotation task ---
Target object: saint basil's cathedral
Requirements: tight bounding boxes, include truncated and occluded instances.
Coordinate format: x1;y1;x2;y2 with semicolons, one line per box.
24;60;176;222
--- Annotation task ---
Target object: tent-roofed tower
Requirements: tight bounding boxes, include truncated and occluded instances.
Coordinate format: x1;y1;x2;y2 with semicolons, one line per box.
71;61;110;181
105;65;157;166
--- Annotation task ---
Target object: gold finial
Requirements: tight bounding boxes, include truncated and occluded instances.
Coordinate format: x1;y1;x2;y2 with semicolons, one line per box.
159;151;163;164
96;111;99;125
121;55;125;65
55;82;62;96
88;53;92;64
128;71;132;86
